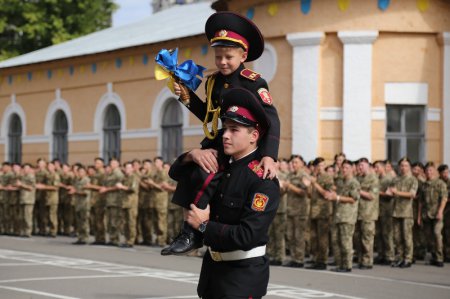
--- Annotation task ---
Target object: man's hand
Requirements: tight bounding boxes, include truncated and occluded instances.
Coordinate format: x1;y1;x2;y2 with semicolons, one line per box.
259;156;276;179
186;204;210;230
188;149;219;174
436;210;444;221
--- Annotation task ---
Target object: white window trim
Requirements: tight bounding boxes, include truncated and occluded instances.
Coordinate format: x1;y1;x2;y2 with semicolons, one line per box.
252;42;278;83
94;83;126;157
1;95;26;161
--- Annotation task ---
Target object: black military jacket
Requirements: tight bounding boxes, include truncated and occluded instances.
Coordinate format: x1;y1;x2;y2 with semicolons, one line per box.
187;63;281;160
196;150;280;298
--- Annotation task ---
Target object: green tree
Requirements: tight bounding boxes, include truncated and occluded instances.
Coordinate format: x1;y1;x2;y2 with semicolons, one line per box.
0;0;117;61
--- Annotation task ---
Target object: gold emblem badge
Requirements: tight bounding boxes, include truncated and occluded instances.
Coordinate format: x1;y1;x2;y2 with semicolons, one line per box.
251;193;269;212
219;30;228;37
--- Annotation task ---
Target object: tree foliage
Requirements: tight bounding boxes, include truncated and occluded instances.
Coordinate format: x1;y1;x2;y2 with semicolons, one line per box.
0;0;117;61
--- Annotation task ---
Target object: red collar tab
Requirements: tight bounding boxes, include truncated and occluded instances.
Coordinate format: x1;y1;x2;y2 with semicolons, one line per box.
240;68;260;81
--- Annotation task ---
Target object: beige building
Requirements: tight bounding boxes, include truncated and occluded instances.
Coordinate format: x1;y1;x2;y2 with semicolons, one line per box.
0;0;449;165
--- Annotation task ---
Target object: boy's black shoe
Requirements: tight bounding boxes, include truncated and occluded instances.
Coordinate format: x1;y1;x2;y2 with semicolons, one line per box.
161;222;203;256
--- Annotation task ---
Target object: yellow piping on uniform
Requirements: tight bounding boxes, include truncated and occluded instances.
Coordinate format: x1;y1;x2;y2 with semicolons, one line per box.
203;76;220;140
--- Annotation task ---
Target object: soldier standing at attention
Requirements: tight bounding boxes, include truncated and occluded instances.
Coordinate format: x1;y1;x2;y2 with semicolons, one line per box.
412;162;427;261
355;158;379;269
34;159;49;235
164;162;180;244
0;165;6;235
283;155;311;268
390;157;418;268
149;156;169;247
419;162;448;267
116;162;140;248
327;160;360;272
267;160;288;266
16;164;36;238
59;163;74;236
100;158;124;246
308;157;334;270
139;159;153;245
70;166;91;245
36;162;60;237
373;160;395;265
2;162;14;235
437;164;450;262
85;158;106;245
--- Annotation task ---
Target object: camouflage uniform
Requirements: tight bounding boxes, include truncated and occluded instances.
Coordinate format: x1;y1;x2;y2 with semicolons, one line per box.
392;174;418;264
59;172;74;235
332;171;345;265
334;177;360;270
442;178;450;260
73;176;91;243
91;169;106;243
104;167;124;245
375;173;395;263
286;170;310;264
413;176;427;260
310;173;334;266
150;169;169;246
18;173;36;237
0;172;5;234
355;173;379;267
34;169;49;235
44;171;60;237
421;178;448;263
140;170;154;244
3;171;16;234
121;172;139;246
9;171;21;235
166;177;182;243
268;170;288;264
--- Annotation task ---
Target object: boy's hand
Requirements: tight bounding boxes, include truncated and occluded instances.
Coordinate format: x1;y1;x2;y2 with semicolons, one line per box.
188;149;219;174
259;156;277;179
173;81;182;96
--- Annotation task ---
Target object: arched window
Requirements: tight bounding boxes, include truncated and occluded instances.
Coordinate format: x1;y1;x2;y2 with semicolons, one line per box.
52;110;68;163
8;113;22;163
103;104;121;162
161;99;182;163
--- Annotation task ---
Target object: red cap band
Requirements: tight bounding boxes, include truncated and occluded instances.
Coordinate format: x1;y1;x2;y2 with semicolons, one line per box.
211;29;249;51
227;105;257;123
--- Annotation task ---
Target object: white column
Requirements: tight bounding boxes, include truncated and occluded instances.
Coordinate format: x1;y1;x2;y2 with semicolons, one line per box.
338;31;378;160
442;32;450;165
286;32;323;161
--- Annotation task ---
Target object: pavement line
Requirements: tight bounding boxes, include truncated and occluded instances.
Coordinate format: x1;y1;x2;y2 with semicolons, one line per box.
0;274;135;284
291;268;450;291
0;285;80;299
137;296;199;299
0;262;39;266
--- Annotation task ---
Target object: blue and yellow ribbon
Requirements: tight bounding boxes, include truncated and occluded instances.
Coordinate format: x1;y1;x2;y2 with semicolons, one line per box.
155;48;206;92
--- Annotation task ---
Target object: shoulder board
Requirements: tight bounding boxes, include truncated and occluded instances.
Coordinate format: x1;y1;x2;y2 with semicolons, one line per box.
248;160;264;178
240;68;261;81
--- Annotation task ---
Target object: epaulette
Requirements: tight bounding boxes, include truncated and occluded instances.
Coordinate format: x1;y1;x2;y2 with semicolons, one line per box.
248;160;264;178
240;68;261;81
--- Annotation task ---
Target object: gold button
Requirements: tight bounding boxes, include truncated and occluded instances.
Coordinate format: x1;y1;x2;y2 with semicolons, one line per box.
224;83;229;88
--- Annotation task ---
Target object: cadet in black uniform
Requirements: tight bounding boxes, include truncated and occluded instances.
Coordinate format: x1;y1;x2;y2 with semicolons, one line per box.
170;88;279;299
161;11;281;255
